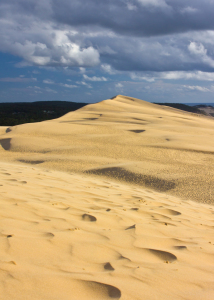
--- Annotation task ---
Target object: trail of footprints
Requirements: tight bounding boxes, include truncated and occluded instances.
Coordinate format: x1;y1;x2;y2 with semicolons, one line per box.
0;164;214;299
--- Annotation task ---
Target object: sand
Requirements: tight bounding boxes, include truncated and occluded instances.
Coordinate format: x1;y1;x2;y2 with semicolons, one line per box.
0;95;214;299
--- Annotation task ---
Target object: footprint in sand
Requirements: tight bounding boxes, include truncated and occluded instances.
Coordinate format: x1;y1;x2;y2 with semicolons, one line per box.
82;213;97;222
125;224;136;230
158;208;181;216
7;179;17;182
147;249;177;263
104;262;115;271
43;232;55;238
129;130;145;133
82;281;121;299
173;246;187;250
81;280;121;299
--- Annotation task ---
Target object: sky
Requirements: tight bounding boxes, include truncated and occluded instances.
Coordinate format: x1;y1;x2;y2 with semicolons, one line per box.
0;0;214;103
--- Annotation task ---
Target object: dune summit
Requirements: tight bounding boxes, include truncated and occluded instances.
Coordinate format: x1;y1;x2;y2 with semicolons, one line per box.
0;95;214;299
1;95;214;203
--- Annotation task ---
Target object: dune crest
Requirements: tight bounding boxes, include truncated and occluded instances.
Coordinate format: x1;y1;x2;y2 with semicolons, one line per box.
0;96;214;298
1;95;214;203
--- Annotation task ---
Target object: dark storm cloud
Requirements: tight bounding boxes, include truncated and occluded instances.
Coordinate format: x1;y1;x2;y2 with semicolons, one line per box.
2;0;214;37
51;0;214;36
0;0;214;73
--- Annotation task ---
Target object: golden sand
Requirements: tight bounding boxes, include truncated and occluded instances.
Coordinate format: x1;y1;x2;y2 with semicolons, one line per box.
0;95;214;299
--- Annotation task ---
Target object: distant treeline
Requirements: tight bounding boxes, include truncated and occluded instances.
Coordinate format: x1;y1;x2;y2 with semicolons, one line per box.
0;101;87;126
0;100;209;127
154;103;205;114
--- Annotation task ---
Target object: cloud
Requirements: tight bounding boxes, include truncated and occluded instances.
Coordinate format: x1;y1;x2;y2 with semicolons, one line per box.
126;3;137;11
131;73;155;82
27;86;41;90
101;64;115;74
137;0;169;9
188;42;214;68
45;87;58;93
0;15;100;68
39;0;214;37
188;42;207;56
60;83;78;88
183;85;210;92
115;83;123;88
76;81;92;88
83;74;107;81
43;79;54;84
161;71;214;81
26;85;58;94
79;67;86;74
1;0;214;79
131;71;214;82
181;6;198;14
0;77;37;82
32;70;40;74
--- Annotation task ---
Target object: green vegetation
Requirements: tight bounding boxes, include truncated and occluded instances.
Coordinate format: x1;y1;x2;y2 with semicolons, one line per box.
0;101;87;126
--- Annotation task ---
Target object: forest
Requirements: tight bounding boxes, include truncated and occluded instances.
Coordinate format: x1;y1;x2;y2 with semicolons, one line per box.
0;101;87;126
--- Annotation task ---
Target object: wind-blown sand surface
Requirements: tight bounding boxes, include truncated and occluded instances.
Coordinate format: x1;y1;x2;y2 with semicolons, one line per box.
0;95;214;299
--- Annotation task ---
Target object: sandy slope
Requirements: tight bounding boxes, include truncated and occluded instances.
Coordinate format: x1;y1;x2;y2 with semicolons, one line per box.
0;95;214;203
0;161;214;300
0;95;214;299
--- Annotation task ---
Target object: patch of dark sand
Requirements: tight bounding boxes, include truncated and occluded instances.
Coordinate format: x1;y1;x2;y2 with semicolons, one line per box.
86;167;176;192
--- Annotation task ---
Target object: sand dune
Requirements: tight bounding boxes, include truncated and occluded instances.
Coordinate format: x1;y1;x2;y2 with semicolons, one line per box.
0;95;214;299
1;95;214;203
0;162;214;300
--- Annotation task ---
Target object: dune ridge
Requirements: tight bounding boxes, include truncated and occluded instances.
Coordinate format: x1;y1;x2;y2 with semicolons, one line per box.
0;95;214;203
0;95;214;299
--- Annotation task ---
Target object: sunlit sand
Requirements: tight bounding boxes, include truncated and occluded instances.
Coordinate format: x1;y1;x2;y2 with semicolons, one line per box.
0;95;214;299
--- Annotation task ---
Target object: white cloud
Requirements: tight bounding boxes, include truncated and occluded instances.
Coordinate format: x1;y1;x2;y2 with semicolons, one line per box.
26;85;57;94
0;77;37;82
181;6;198;14
101;64;115;74
32;70;40;74
115;83;123;88
79;67;86;74
83;74;107;81
183;85;210;92
137;0;169;9
27;86;41;90
26;85;42;94
60;83;78;88
188;42;207;56
188;42;214;68
127;3;137;10
130;73;155;82
131;71;214;82
45;87;57;93
98;46;117;54
43;79;54;84
76;81;92;88
0;19;100;68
